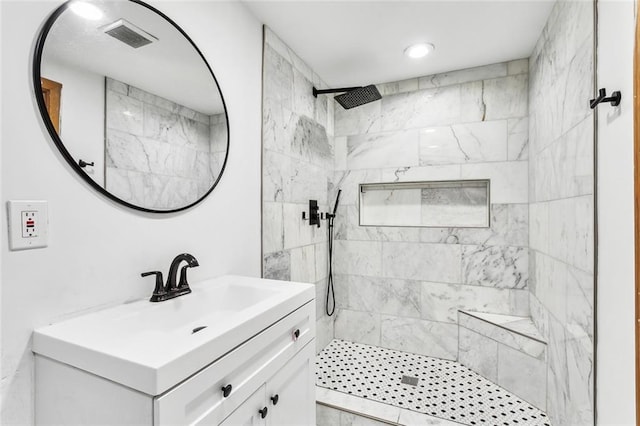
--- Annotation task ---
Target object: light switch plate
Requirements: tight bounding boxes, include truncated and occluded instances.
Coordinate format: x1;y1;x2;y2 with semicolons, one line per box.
7;200;49;250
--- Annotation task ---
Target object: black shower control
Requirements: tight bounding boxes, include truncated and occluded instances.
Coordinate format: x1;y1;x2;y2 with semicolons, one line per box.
271;394;279;405
308;200;320;227
221;384;232;397
259;407;268;418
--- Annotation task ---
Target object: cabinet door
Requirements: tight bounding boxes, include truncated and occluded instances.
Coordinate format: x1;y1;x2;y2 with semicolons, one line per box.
266;341;315;426
219;385;266;426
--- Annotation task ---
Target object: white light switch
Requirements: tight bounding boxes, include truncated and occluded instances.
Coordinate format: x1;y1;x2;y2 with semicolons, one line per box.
7;201;48;250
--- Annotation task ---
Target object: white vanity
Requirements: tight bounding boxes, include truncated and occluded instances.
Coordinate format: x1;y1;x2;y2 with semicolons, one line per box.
33;276;316;425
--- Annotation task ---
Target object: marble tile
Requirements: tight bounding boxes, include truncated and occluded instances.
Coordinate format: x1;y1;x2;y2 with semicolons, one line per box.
334;309;381;346
380;165;461;183
316;388;400;425
317;403;342;426
457;326;498;381
263;250;291;281
344;275;421;319
335;205;421;243
460;161;528;204
380;85;461;131
462;245;528;289
262;202;283;254
287;160;330;205
418;63;507;89
315;242;329;282
335;136;348;170
106;90;143;135
566;265;594;342
332;274;350;310
547;195;593;274
360;188;422;227
106;130;151;173
333;240;382;276
421;184;489;228
382;242;461;284
421;281;529;323
565;334;594;425
529;293;550;341
334;100;382;136
106;78;127;95
458;312;546;360
497;344;547;409
507;58;529;76
419;120;508;165
315;278;330;321
292;67;315;120
283;203;313;249
533;252;568;324
333;169;383;206
347;130;420;170
262;99;296;155
459;81;486;123
263;44;294;110
483;74;528;120
290;245;316;283
380;316;458;360
290;115;332;167
531;117;593;202
378;78;419;96
421;203;529;249
397;409;462;426
507;117;529;160
263;150;289;202
316;316;335;354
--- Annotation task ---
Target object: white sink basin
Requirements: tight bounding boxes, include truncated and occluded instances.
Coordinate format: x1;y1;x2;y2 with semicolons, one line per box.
32;275;315;395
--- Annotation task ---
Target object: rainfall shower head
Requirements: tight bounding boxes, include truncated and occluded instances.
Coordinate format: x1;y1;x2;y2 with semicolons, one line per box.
313;85;382;109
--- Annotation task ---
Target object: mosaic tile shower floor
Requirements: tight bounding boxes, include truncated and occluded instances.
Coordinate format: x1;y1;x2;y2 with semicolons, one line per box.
316;340;550;426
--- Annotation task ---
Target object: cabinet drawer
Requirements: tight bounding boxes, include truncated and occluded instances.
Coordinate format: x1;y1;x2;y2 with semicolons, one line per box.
154;301;314;425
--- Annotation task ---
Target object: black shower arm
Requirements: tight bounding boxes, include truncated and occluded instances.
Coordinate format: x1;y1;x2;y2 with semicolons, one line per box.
312;86;363;98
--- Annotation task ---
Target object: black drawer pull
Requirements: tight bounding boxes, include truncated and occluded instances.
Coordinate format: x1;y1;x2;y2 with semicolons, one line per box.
259;407;268;418
293;329;300;340
221;384;232;398
271;394;279;405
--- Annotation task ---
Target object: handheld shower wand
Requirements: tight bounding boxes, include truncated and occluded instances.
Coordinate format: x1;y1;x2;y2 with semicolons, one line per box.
326;189;341;316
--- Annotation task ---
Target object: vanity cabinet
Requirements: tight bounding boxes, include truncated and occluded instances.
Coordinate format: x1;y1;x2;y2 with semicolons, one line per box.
35;292;316;426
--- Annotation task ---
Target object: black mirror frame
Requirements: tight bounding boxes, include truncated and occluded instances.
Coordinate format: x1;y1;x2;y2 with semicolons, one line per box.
32;0;230;214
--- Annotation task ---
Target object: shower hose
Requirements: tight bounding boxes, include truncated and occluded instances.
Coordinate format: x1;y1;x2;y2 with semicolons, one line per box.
326;214;336;316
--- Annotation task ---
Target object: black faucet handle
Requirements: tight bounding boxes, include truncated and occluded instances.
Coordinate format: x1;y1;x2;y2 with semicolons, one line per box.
141;271;166;302
178;263;197;290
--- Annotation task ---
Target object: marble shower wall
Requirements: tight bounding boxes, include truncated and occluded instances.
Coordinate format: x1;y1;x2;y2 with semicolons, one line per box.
261;28;336;351
528;1;595;424
105;77;226;210
332;61;530;360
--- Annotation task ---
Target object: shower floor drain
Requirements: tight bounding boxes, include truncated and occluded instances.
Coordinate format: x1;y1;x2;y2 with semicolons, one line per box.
316;339;551;426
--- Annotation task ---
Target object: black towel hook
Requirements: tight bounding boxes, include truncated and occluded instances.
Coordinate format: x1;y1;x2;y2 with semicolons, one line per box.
589;88;621;109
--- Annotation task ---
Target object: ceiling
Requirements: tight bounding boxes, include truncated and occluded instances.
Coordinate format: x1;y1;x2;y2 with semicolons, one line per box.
42;1;224;115
243;1;555;87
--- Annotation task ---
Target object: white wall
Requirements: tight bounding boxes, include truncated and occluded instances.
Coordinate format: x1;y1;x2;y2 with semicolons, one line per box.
596;0;637;425
41;60;105;186
0;1;262;424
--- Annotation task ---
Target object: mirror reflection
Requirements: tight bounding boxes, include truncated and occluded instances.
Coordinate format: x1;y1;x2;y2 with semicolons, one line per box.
37;0;228;211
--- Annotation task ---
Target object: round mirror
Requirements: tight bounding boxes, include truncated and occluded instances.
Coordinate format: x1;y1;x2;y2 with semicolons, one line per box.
34;0;229;213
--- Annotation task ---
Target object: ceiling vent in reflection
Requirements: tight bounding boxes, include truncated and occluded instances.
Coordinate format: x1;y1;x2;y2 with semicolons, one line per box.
102;19;157;48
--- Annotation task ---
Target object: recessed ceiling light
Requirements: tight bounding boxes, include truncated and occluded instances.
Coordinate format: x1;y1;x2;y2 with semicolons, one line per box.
404;43;435;59
69;1;104;20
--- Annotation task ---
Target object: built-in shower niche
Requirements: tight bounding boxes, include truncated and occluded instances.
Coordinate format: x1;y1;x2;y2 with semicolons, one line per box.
359;179;490;228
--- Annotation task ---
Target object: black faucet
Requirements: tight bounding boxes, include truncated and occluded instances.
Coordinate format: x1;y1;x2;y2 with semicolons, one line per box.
141;253;199;302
